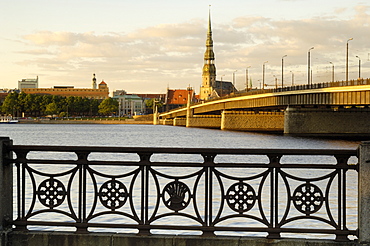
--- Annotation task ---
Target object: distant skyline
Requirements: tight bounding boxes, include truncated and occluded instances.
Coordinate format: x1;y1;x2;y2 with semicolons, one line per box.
1;0;369;94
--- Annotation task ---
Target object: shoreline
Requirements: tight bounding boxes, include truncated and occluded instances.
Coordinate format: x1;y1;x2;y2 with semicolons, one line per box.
18;119;154;125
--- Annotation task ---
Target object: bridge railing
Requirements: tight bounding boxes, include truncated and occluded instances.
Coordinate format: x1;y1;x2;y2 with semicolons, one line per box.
197;78;370;105
159;78;370;116
1;138;370;243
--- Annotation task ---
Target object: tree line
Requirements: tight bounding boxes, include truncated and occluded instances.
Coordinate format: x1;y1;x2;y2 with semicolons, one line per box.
0;92;118;117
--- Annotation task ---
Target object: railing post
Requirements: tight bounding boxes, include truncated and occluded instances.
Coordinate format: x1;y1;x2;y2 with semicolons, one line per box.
0;137;13;234
358;141;370;244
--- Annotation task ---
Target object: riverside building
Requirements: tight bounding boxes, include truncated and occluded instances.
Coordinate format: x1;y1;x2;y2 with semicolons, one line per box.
22;74;109;99
18;77;39;91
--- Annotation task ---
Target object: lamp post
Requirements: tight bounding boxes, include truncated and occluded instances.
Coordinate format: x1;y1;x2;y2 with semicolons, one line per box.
232;70;237;93
246;66;251;91
273;75;278;89
329;62;335;83
290;71;294;86
262;61;268;90
308;47;314;86
220;74;225;96
281;55;287;88
356;56;361;79
346;38;353;83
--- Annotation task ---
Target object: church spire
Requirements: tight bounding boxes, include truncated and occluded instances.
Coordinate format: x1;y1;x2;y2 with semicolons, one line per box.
200;6;217;101
204;5;214;61
208;6;212;39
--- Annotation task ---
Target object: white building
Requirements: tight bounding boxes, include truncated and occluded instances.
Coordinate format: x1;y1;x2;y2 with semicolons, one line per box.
18;76;38;91
114;94;145;116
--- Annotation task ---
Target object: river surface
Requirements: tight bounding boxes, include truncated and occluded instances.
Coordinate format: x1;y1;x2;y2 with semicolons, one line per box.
1;124;362;239
1;123;361;148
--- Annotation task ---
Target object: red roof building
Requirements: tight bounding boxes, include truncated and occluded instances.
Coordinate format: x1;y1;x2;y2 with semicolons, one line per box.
165;89;195;111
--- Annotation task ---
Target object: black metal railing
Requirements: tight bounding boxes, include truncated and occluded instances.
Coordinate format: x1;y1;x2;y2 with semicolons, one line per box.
5;145;358;241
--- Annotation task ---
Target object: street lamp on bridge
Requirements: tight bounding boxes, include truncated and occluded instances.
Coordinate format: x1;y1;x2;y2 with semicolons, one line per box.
246;66;251;91
262;61;268;90
290;71;294;86
232;70;237;93
329;62;335;83
308;47;314;86
281;55;287;88
346;38;353;83
356;56;361;79
220;74;225;96
273;75;278;89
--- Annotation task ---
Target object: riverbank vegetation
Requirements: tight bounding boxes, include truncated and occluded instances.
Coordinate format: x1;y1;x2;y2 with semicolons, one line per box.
0;92;118;117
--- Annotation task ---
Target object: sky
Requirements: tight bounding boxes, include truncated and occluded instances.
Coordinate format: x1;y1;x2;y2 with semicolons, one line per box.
1;0;370;95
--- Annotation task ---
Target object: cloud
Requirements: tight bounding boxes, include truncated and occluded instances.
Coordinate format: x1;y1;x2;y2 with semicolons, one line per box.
17;5;370;92
24;31;80;46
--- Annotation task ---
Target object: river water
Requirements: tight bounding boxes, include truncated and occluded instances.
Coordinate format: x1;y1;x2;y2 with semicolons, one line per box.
1;123;361;148
1;124;362;239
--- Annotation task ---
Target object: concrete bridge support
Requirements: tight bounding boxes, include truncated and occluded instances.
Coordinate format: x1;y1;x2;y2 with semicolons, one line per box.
186;115;221;128
284;107;370;137
221;111;284;132
162;119;174;126
173;117;186;126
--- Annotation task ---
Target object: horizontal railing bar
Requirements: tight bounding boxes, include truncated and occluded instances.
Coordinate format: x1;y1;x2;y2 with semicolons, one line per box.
214;226;357;235
278;228;357;235
14;221;358;235
14;221;140;229
7;158;357;169
7;145;357;156
211;163;356;169
11;160;79;165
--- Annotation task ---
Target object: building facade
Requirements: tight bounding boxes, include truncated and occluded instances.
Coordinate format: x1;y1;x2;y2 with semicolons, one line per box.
22;75;109;99
114;94;145;116
18;77;39;91
165;88;195;111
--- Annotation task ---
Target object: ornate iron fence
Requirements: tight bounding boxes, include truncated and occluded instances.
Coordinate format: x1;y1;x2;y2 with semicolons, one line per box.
5;145;358;241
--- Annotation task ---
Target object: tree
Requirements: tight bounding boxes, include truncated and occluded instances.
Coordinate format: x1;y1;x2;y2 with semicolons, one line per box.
44;102;59;116
145;98;163;114
1;92;18;116
98;98;118;115
0;93;103;117
90;99;100;116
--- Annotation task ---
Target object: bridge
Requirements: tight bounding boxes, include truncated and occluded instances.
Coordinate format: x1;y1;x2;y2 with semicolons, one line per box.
158;79;370;137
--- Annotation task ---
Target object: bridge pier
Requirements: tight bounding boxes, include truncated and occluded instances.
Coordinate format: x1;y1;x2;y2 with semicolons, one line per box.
173;117;186;126
284;107;370;137
221;111;284;132
161;118;173;125
186;115;221;128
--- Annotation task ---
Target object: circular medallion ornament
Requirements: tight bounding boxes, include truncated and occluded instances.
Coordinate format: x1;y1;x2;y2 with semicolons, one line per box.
162;181;191;212
226;182;256;213
98;180;128;210
37;178;66;209
292;183;324;215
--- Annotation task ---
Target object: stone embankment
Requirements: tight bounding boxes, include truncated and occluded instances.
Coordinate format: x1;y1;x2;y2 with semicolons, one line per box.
19;119;153;124
7;232;359;246
18;115;154;125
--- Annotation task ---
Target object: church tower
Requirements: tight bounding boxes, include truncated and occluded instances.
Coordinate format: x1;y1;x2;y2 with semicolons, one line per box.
92;73;97;89
199;8;216;101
